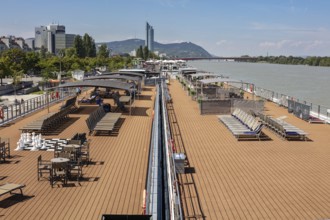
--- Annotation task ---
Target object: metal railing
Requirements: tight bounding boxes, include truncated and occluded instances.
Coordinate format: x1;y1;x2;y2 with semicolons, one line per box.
161;81;183;220
145;84;161;218
0;88;77;126
145;80;183;220
227;81;330;123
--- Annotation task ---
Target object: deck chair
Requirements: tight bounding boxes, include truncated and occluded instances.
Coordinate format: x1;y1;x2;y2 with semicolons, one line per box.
37;155;52;181
69;158;83;182
79;139;91;165
51;162;68;187
0;183;25;197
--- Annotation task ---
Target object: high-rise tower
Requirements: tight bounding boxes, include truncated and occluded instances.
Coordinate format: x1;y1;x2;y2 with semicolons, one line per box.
145;22;154;51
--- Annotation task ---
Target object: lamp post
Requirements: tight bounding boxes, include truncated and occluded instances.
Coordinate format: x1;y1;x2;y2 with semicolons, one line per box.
58;51;63;81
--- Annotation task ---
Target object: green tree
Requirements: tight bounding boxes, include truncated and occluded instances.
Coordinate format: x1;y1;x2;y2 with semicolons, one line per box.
136;45;143;59
2;48;26;72
97;44;109;58
25;51;40;74
0;57;11;85
83;33;96;57
143;46;149;60
74;35;85;58
65;48;77;58
40;46;47;59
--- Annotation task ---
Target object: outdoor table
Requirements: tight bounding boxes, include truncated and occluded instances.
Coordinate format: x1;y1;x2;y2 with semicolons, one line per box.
119;96;131;103
50;157;70;185
51;157;70;163
65;144;81;149
65;144;81;161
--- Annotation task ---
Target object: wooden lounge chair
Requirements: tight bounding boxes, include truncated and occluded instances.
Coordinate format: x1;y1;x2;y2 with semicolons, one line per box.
0;183;25;197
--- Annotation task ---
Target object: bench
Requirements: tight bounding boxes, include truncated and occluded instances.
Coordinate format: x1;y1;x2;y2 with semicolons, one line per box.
86;106;122;135
0;183;25;197
218;108;266;141
256;112;308;141
20;104;73;134
60;96;78;112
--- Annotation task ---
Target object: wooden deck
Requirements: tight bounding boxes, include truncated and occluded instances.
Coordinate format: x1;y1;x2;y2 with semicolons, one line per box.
2;79;330;220
0;88;155;219
168;80;330;219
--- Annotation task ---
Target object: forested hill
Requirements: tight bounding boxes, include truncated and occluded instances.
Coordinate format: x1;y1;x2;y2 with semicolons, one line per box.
97;39;213;58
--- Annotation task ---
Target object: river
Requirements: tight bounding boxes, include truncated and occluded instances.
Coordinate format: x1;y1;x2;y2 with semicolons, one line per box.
188;60;330;110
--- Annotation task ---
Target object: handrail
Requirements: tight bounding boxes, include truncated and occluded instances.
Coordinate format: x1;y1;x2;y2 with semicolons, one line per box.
145;84;161;217
161;81;183;220
0;88;77;126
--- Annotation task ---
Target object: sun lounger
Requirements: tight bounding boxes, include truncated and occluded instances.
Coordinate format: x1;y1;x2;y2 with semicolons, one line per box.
0;183;25;197
218;109;267;140
256;112;308;141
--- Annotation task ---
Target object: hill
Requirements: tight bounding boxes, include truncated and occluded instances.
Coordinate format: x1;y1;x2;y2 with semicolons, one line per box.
97;39;212;58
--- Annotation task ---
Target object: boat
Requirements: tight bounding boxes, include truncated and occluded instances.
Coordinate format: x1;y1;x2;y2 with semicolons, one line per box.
1;62;330;219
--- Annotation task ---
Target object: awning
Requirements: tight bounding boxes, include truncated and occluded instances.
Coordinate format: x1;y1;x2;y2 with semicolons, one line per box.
189;73;218;78
57;80;134;91
198;78;242;84
102;72;145;78
84;74;141;82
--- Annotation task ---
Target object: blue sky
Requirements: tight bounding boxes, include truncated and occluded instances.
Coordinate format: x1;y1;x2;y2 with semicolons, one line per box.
1;0;330;56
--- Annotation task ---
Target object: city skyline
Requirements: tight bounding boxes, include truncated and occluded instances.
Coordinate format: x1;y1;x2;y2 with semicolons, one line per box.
1;0;330;56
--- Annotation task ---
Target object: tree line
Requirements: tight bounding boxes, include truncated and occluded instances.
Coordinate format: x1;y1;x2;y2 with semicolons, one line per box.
252;56;330;66
0;33;133;85
136;45;159;60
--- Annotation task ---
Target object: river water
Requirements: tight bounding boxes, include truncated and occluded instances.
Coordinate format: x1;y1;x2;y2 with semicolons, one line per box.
189;60;330;109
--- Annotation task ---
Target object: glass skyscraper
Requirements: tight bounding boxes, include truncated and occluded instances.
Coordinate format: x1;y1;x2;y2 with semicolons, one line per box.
145;22;154;51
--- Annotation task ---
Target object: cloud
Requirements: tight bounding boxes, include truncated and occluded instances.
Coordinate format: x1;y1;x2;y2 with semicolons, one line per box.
156;0;190;7
259;40;290;49
259;40;330;51
305;40;324;50
158;39;185;44
250;22;329;34
216;40;228;46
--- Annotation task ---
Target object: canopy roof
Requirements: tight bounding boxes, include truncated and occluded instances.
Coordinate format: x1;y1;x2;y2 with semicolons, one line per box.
84;74;141;82
57;80;134;91
119;69;146;73
189;73;218;78
198;78;242;84
102;71;145;78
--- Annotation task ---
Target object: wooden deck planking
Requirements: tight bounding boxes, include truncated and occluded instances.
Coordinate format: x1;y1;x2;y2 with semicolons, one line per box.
0;89;154;220
168;80;330;220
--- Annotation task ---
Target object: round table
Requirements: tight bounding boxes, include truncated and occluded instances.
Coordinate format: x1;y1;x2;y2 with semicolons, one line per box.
65;144;81;149
51;157;70;163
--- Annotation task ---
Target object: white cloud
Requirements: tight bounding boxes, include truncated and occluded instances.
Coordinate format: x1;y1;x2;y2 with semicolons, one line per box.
259;40;330;52
158;39;184;44
216;40;228;46
305;40;324;50
259;40;290;49
156;0;190;7
250;22;329;34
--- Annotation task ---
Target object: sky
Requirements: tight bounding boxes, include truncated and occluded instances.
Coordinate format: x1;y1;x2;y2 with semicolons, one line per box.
1;0;330;57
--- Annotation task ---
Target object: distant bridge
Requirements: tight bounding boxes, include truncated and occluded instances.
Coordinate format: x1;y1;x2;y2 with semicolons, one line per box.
175;57;258;62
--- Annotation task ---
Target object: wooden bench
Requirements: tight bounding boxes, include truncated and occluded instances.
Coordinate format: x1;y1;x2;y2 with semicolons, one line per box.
20;105;72;133
60;96;78;112
86;107;122;135
0;183;25;197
